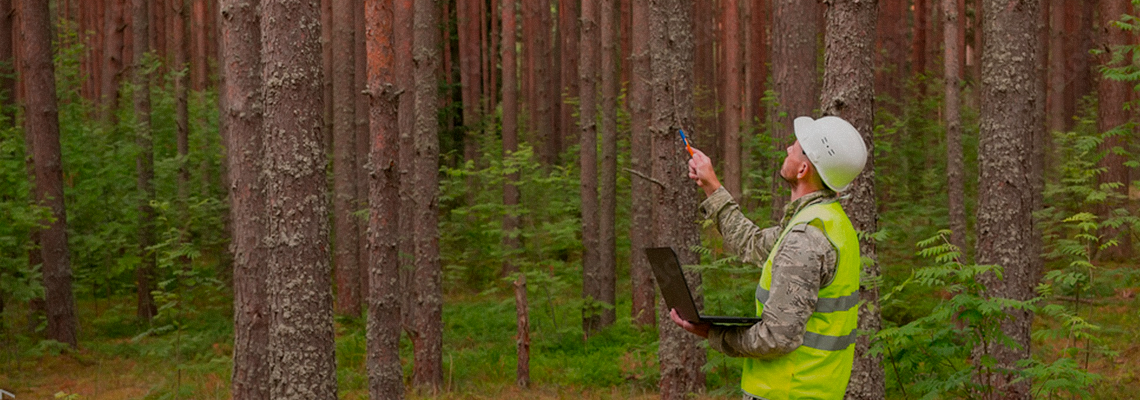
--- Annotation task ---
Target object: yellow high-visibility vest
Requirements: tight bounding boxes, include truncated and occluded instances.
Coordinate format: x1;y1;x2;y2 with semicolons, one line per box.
742;201;860;400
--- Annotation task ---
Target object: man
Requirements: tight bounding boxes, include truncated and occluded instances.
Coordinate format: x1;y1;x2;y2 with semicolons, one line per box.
671;116;868;400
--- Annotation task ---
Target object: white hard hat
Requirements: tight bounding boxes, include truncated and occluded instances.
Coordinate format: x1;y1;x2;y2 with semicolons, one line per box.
793;116;867;192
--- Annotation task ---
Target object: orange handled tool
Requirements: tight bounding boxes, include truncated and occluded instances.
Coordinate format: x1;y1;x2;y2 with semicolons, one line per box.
679;129;694;157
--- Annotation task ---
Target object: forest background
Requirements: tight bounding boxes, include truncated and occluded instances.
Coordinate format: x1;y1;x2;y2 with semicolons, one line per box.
1;0;1139;399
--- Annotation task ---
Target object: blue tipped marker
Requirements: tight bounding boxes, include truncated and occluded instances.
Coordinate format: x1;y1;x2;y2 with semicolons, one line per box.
679;129;694;157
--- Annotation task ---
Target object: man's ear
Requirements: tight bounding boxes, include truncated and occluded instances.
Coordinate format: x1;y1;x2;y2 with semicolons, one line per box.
797;160;811;180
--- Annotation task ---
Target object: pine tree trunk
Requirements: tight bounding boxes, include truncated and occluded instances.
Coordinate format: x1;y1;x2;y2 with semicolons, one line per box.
770;0;820;222
131;0;158;322
459;0;482;195
976;1;1041;398
514;274;531;388
692;1;717;161
746;0;766;145
559;0;579;155
1096;0;1133;261
262;0;337;398
174;0;190;206
0;0;13;121
820;3;882;399
1046;0;1065;134
502;0;521;278
365;1;405;397
597;0;617;330
332;0;361;316
1063;0;1094;130
649;0;704;398
411;0;443;391
354;0;369;288
945;0;967;259
874;0;907;112
534;0;555;165
395;0;417;338
220;1;269;397
191;0;208;91
628;0;654;327
579;0;602;336
722;0;741;199
20;0;79;348
103;0;125;120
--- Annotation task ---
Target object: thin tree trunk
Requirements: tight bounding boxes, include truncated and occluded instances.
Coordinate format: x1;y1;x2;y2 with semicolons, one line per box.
0;0;13;119
770;0;820;222
459;0;482;195
628;0;654;328
1063;0;1094;132
535;0;555;165
875;0;906;114
174;0;190;207
649;0;703;397
559;0;579;156
411;0;443;391
220;0;268;397
103;0;125;120
1046;0;1065;135
514;273;530;388
154;0;166;64
502;0;521;278
191;0;207;91
912;0;928;77
976;1;1042;397
332;0;361;316
132;0;157;322
365;0;405;397
262;0;337;398
945;0;966;258
692;1;717;161
746;0;766;145
821;2;882;399
597;0;617;330
353;0;369;290
579;0;602;336
20;0;78;348
1096;0;1132;261
395;0;416;339
722;0;741;199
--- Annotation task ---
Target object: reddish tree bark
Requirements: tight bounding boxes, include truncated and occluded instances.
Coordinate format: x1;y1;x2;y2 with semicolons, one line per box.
262;0;337;397
912;0;928;77
332;0;361;316
514;274;531;388
103;0;125;120
459;0;482;176
353;0;369;287
501;0;521;281
628;0;654;327
1096;0;1132;261
411;0;443;391
0;0;12;117
364;0;405;397
191;0;207;91
394;0;416;338
534;0;555;165
945;0;967;258
875;0;906;113
1046;0;1065;134
20;0;79;348
580;0;602;336
770;0;820;221
692;0;717;161
220;0;268;397
722;0;742;199
173;0;190;204
132;0;158;322
746;0;767;137
598;0;617;330
559;0;579;151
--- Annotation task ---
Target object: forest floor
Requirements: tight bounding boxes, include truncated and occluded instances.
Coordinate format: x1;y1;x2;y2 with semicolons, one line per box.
2;265;1139;399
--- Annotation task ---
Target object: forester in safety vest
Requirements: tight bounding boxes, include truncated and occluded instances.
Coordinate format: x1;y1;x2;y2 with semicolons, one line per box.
671;116;868;400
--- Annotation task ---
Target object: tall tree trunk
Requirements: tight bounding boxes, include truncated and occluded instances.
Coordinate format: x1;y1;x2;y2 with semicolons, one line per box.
459;0;482;190
976;1;1041;398
20;0;78;348
174;0;190;209
534;0;555;165
132;0;158;322
628;0;654;327
945;0;967;258
262;0;337;398
514;274;531;388
821;2;882;399
191;0;207;91
597;0;617;330
559;0;579;156
322;0;333;151
649;0;704;397
692;0;717;161
746;0;766;147
103;0;125;120
1046;0;1065;134
411;0;443;391
912;0;928;77
579;0;602;336
1096;0;1132;261
365;0;405;397
220;1;268;398
875;0;907;114
353;0;369;289
502;0;520;279
770;0;820;222
722;0;741;199
395;0;416;339
332;0;361;316
1063;0;1094;131
0;0;13;119
153;0;166;65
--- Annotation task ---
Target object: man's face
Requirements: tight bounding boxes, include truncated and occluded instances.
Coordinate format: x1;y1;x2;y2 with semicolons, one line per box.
780;140;811;185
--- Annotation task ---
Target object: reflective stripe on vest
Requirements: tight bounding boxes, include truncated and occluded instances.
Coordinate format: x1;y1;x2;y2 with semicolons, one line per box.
741;201;861;400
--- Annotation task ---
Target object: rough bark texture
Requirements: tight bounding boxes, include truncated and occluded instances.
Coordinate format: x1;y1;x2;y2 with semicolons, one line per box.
1063;0;1094;132
0;0;12;117
821;2;883;399
746;0;766;157
20;0;79;348
132;0;158;322
333;0;361;316
514;274;531;388
365;0;405;397
103;0;125;120
770;0;820;222
874;0;906;114
261;0;337;398
354;0;370;289
1046;0;1065;134
459;0;482;174
395;0;416;337
560;0;580;154
628;0;655;327
580;0;602;336
220;1;269;398
649;0;704;398
1096;0;1132;261
691;0;717;161
533;0;556;165
411;0;443;391
501;0;520;278
945;0;966;258
977;1;1041;398
722;0;741;199
191;0;208;90
598;0;618;330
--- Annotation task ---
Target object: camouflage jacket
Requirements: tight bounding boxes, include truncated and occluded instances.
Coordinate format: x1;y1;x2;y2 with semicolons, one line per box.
700;186;839;358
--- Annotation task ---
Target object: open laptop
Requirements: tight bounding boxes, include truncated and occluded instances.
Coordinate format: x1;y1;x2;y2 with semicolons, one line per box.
645;247;761;326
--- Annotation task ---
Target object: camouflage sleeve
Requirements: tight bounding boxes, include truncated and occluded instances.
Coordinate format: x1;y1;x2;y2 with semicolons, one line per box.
705;224;838;358
699;187;781;265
